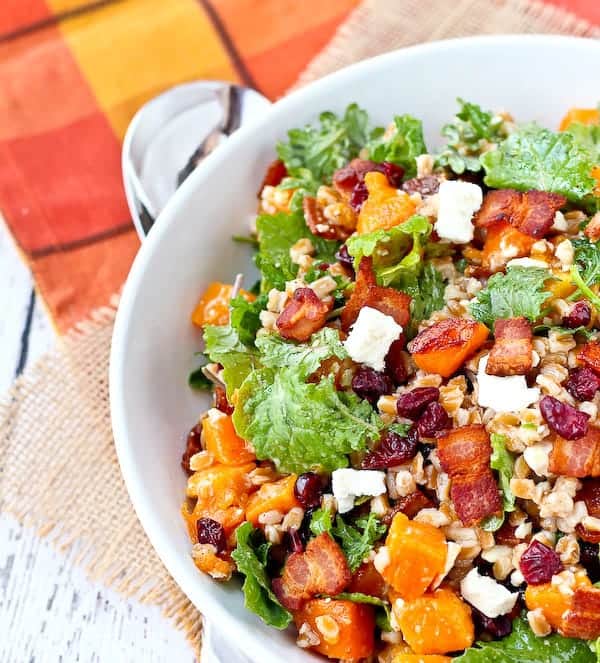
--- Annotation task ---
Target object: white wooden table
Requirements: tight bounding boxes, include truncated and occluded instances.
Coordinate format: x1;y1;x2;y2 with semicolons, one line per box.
0;217;195;663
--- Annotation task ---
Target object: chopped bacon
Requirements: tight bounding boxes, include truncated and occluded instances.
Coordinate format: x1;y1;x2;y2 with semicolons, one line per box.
578;341;600;376
561;586;600;639
274;533;351;610
303;196;355;241
585;213;600;242
276;287;333;342
495;521;524;547
383;489;434;525
575;523;600;544
485;317;532;376
214;385;234;415
341;257;411;331
437;425;503;526
474;189;566;239
259;159;287;193
548;427;600;478
577;478;600;517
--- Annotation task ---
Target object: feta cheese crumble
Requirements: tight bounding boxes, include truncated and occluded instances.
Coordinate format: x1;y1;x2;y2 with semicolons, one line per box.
477;355;539;412
460;568;519;618
343;306;403;372
332;468;387;514
435;180;483;244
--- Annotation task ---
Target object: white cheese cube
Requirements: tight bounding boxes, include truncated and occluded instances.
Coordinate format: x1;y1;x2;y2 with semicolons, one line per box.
460;568;519;618
343;306;403;371
332;468;387;514
477;355;539;412
435;180;483;244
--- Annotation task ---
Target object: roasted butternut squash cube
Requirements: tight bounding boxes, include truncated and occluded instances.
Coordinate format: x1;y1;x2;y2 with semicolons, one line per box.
245;474;300;525
203;408;255;466
357;172;417;234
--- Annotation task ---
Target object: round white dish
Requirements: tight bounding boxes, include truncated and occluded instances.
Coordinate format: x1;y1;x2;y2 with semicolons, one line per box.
110;35;600;662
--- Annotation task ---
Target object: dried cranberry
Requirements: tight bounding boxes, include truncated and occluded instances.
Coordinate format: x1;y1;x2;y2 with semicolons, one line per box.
385;337;408;385
294;473;324;509
471;606;513;639
519;540;562;585
402;175;441;196
417;402;451;438
566;367;600;402
196;517;226;553
563;300;592;329
578;541;600;583
318;262;329;271
335;244;354;269
350;180;369;211
287;528;304;554
539;395;589;440
214;385;234;415
396;387;440;419
352;366;393;405
381;161;405;187
361;428;419;469
181;423;202;474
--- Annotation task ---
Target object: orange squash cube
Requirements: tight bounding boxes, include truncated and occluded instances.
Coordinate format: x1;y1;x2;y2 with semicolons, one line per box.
525;571;591;631
381;512;447;600
245;474;300;525
293;599;375;660
191;281;254;327
559;108;600;131
357;172;417;234
392;656;452;663
481;221;536;273
203;408;255;466
397;589;474;655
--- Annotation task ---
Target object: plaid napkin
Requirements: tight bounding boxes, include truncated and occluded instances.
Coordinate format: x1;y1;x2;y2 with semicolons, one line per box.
0;0;357;332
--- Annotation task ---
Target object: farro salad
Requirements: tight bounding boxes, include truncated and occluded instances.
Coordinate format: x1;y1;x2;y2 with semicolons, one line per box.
182;100;600;662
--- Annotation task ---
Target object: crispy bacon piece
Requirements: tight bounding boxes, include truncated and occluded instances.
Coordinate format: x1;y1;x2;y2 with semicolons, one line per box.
437;425;503;526
274;533;351;610
259;159;287;193
303;196;355;241
341;257;411;331
495;521;524;547
383;489;434;525
485;317;532;376
578;341;600;375
561;586;600;639
474;189;566;239
577;479;600;516
276;287;333;342
585;213;600;242
548;427;600;478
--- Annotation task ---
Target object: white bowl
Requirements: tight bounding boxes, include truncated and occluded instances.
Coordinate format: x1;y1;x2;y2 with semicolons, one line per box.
110;35;600;662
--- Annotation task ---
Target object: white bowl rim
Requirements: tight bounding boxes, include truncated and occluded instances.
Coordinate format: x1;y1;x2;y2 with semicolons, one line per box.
110;33;600;658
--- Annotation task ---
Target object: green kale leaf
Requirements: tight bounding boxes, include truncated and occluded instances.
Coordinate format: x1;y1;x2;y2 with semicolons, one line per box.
454;616;595;662
565;122;600;162
490;433;515;513
569;237;600;311
470;266;552;328
188;363;212;391
255;211;338;292
231;522;292;629
233;367;382;473
481;124;597;205
437;98;509;174
230;294;267;347
277;104;370;183
309;510;386;572
367;114;427;178
203;324;257;394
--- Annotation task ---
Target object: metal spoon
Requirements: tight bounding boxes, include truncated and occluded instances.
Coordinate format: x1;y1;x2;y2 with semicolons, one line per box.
122;82;270;238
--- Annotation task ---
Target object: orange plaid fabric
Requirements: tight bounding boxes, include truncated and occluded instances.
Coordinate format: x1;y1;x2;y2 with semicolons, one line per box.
0;0;594;331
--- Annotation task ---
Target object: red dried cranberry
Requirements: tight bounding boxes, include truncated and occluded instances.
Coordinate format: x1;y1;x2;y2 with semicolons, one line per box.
539;395;589;440
214;385;234;415
396;387;440;419
563;301;592;329
287;528;304;554
335;244;354;269
471;606;513;639
381;161;405;187
196;517;227;553
519;540;562;585
294;473;323;509
350;180;369;211
385;337;408;385
578;541;600;583
318;262;329;271
361;428;419;469
181;423;202;474
566;367;600;402
417;402;451;438
352;366;393;405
